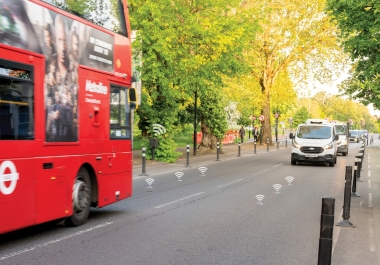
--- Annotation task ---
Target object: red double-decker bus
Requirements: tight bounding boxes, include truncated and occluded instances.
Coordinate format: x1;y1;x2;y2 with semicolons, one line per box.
0;0;136;234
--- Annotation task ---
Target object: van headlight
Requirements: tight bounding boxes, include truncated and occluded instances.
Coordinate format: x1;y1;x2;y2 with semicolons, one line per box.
292;140;301;149
324;142;333;150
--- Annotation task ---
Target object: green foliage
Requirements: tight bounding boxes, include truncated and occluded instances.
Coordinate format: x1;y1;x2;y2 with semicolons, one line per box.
293;107;309;127
152;136;182;163
134;135;181;163
199;91;228;140
130;0;254;158
326;1;380;109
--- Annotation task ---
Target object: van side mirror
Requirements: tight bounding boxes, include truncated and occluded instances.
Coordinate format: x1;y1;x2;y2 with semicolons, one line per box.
289;133;294;139
334;135;339;141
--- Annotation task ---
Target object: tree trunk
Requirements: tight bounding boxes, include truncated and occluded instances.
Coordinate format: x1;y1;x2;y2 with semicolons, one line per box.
198;115;220;153
261;94;273;146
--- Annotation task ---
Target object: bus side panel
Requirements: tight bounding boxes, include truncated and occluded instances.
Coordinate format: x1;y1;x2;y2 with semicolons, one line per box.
97;170;132;208
34;157;70;224
0;159;35;234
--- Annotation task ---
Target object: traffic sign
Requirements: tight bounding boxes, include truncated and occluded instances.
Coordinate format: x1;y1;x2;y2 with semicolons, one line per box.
274;113;280;119
259;115;265;122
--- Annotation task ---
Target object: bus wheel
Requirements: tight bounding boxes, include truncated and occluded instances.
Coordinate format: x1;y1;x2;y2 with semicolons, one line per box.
66;168;91;227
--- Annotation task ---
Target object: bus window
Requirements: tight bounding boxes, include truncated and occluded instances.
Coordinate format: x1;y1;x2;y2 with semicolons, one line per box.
0;65;34;140
42;0;128;37
110;85;131;139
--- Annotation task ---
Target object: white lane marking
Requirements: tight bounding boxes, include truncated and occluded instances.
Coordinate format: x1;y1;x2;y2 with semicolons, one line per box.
0;222;113;261
368;170;371;178
217;179;243;188
369;193;373;208
368;165;371;170
272;163;283;168
252;169;268;176
368;180;372;189
332;208;343;255
369;218;377;252
154;192;205;209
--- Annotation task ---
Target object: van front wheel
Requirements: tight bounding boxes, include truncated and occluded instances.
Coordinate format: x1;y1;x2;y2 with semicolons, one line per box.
291;160;296;165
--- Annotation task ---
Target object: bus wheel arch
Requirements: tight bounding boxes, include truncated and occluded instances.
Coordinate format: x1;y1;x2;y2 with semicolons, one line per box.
82;163;98;207
66;164;97;226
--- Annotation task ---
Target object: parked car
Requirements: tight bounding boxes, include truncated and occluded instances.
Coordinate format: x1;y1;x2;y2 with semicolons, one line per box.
330;122;348;156
349;130;360;142
361;130;369;138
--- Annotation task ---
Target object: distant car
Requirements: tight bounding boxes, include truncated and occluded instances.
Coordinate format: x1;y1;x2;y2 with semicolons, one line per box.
362;130;369;138
349;130;360;142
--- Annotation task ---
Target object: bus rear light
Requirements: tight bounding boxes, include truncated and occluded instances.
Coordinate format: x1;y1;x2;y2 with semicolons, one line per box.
115;191;120;200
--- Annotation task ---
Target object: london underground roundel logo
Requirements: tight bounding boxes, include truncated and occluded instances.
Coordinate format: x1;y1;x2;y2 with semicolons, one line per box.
0;161;19;195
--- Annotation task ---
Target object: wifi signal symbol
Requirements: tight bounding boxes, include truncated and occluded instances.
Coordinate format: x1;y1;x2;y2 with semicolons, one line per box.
273;184;282;194
145;178;155;188
152;124;166;136
256;194;265;205
175;172;184;181
198;166;208;176
285;176;294;185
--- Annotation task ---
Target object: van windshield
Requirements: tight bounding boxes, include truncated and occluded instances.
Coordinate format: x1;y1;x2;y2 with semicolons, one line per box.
297;125;331;139
335;125;346;135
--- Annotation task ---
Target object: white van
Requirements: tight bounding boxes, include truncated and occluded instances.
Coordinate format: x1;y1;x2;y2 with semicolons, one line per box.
289;119;339;167
329;121;349;156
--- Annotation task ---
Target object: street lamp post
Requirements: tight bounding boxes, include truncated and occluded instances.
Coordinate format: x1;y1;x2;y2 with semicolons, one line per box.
288;117;293;133
275;112;280;142
248;114;253;139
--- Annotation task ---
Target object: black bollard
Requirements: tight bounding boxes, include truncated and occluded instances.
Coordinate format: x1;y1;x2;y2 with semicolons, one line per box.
216;142;220;161
237;141;241;157
336;166;355;227
254;139;257;154
266;138;269;152
352;157;360;197
186;144;190;167
277;139;279;149
318;196;335;265
285;137;287;147
139;147;149;176
357;154;363;182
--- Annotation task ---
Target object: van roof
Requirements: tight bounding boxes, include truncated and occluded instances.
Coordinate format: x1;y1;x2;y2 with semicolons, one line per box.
306;119;328;125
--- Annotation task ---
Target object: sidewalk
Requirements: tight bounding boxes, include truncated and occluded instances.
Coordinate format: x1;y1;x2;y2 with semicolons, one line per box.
132;136;290;168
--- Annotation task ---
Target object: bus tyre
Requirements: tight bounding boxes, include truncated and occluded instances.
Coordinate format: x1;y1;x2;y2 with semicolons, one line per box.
66;168;91;227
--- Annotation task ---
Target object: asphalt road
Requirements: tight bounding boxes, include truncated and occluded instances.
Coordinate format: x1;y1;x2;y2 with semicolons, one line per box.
0;139;379;265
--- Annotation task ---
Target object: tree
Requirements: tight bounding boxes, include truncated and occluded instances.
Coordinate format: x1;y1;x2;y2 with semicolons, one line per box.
326;1;380;109
130;0;255;159
293;107;309;127
241;0;344;145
